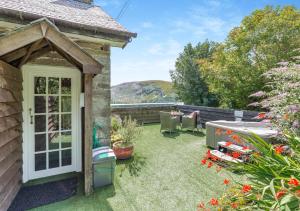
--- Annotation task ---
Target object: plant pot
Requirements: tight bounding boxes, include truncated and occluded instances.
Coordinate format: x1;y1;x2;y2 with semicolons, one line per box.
113;141;134;160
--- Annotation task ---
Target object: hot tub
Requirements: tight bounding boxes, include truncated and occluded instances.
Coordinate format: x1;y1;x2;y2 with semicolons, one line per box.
206;121;278;149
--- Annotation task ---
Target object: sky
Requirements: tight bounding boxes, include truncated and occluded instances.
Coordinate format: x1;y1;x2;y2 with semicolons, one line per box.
95;0;300;86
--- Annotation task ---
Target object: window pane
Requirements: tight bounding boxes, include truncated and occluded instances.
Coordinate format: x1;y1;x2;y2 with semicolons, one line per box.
62;149;71;166
35;115;46;132
35;134;46;152
48;96;59;113
35;153;46;171
48;114;59;132
34;77;46;94
61;78;71;94
61;96;71;112
61;114;71;130
49;133;60;150
35;96;46;113
61;131;72;148
48;77;59;94
49;151;60;169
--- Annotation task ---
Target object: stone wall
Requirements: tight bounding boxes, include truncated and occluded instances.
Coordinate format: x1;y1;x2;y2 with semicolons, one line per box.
111;104;259;127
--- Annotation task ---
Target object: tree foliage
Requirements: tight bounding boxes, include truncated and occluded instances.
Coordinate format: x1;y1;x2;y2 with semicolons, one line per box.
170;40;219;106
200;6;300;109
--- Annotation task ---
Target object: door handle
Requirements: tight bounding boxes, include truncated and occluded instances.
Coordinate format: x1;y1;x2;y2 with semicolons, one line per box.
29;108;33;124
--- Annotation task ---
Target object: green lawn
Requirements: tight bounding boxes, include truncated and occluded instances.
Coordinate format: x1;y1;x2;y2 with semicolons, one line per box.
32;124;236;211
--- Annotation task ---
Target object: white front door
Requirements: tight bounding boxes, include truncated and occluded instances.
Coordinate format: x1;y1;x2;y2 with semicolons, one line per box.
22;65;82;182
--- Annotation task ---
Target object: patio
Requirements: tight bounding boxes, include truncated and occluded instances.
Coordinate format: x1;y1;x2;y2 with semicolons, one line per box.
29;124;236;211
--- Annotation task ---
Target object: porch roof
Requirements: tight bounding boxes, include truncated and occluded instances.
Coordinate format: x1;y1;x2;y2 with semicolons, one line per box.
0;18;103;73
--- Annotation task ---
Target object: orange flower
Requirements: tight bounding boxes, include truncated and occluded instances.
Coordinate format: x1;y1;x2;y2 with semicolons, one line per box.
226;129;233;135
224;179;230;185
283;113;289;120
275;146;284;154
211;156;219;161
232;152;241;159
232;135;241;143
210;198;218;206
215;128;222;136
288;177;300;187
231;202;238;209
201;159;207;165
276;190;286;199
242;184;252;193
225;142;233;147
207;162;213;168
257;112;266;119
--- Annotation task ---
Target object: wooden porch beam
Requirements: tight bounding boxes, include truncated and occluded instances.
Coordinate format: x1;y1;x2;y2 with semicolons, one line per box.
84;73;93;195
18;39;44;68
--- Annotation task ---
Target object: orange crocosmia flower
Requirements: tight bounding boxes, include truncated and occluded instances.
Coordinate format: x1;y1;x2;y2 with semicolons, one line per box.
225;142;233;147
215;128;222;136
276;190;286;199
201;159;207;165
226;129;233;135
242;184;252;193
258;112;266;119
231;202;238;209
283;113;289;120
207;162;213;168
211;156;218;161
232;152;241;159
275;146;284;154
223;179;230;185
232;134;241;143
210;198;218;206
288;177;300;187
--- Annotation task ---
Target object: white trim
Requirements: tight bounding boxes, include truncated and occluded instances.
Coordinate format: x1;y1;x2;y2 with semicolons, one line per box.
22;64;82;182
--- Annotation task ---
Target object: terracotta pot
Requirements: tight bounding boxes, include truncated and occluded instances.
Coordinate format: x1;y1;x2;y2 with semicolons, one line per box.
113;142;134;160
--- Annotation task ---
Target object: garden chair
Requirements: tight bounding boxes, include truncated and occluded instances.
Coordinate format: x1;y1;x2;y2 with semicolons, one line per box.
160;111;177;133
181;111;199;132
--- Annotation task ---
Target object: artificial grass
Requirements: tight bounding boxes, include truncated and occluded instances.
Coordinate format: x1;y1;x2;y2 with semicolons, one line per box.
31;124;236;211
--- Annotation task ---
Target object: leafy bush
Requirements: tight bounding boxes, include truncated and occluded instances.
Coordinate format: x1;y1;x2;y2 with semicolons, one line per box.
111;115;122;133
117;116;142;146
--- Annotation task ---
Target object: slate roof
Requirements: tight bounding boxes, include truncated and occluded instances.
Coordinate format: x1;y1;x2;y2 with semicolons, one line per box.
0;0;136;38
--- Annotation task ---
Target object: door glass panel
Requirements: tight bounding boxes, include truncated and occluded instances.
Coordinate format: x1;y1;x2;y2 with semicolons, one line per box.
61;114;71;130
61;78;71;94
48;96;59;113
33;75;74;174
35;96;46;113
62;149;72;166
49;151;60;169
34;77;46;94
35;115;46;132
61;96;71;112
35;134;46;152
49;133;60;150
35;153;46;171
48;114;59;132
61;131;72;148
48;78;59;94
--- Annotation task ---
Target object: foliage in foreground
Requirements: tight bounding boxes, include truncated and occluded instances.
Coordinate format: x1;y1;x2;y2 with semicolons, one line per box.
200;6;300;109
170;40;219;106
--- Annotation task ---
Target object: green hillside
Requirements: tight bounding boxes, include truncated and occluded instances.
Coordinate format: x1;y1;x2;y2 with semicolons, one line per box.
111;80;178;104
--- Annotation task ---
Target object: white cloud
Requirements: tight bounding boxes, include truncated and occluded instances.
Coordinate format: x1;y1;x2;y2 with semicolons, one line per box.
148;39;182;56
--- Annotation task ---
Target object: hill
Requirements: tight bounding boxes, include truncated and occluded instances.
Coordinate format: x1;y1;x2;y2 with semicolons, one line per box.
111;80;178;104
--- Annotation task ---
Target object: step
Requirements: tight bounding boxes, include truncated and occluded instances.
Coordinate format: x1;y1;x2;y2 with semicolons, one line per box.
210;150;243;163
218;141;252;154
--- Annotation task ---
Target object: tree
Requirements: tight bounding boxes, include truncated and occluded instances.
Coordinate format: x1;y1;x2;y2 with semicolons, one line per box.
200;6;300;109
170;41;219;106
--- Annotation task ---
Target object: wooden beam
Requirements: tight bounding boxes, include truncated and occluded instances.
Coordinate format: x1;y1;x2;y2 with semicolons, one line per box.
26;46;52;64
18;39;45;68
84;73;93;195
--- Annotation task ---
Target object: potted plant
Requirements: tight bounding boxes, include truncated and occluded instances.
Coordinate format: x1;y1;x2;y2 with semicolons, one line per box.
112;116;142;160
